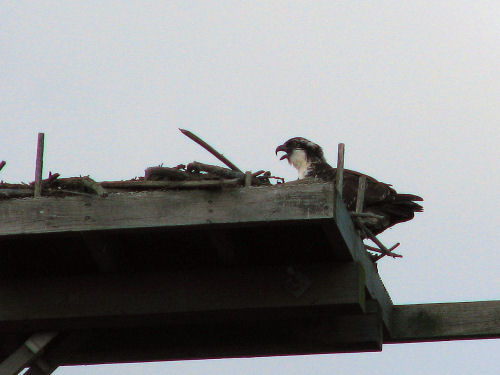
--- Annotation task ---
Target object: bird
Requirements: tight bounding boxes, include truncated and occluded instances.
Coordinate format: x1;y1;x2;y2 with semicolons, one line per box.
275;137;423;236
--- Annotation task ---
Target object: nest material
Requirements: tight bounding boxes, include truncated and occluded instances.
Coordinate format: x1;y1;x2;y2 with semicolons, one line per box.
0;162;276;199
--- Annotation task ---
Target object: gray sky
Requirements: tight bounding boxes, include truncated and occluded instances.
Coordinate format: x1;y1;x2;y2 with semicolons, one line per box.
1;1;499;374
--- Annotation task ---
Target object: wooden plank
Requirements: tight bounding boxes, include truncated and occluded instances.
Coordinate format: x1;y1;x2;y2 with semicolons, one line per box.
0;332;57;375
40;306;382;366
0;183;334;237
389;300;500;342
0;263;364;331
331;192;394;332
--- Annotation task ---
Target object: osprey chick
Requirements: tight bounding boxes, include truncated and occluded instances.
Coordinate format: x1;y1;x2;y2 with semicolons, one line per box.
275;137;423;236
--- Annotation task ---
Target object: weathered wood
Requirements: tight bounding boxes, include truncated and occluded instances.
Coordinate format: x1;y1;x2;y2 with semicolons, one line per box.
331;192;394;332
389;300;500;342
335;143;345;198
34;133;45;198
0;332;57;375
0;183;334;237
355;175;366;213
38;305;382;366
244;171;252;187
0;263;364;331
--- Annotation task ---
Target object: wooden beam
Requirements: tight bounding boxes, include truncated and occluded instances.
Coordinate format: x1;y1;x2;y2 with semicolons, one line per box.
389;300;500;342
0;182;334;237
0;263;365;332
0;332;57;375
330;192;394;332
40;304;382;366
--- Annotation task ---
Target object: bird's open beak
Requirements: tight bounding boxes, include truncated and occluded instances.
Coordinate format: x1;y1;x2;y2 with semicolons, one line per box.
275;144;289;160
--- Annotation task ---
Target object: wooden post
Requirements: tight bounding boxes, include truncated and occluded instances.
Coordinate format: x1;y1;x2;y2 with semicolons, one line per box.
0;160;6;173
34;133;45;198
355;175;366;213
244;171;252;187
335;143;345;199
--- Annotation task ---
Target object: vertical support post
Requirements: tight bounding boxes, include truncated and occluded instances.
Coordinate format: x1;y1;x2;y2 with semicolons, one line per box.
355;175;367;213
335;143;345;198
244;171;252;187
34;133;45;198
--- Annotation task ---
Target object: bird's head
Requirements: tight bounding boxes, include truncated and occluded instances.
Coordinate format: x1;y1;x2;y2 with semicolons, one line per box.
275;137;325;179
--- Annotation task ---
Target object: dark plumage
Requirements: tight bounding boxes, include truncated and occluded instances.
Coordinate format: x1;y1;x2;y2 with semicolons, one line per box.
275;137;423;236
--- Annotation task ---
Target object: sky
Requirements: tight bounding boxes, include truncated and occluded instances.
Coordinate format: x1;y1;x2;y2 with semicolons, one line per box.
1;1;499;374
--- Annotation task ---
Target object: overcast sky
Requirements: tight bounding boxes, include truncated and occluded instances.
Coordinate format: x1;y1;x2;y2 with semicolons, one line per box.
1;1;499;374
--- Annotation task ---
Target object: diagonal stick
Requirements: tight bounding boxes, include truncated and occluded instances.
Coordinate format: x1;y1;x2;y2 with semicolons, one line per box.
179;129;242;172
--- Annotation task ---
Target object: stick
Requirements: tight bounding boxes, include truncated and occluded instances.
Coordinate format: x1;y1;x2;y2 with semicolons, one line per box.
0;161;6;173
373;243;401;261
355;175;366;213
365;244;402;258
100;178;242;190
179;129;242;172
356;218;401;260
185;161;243;179
335;143;345;199
351;212;385;220
34;133;45;197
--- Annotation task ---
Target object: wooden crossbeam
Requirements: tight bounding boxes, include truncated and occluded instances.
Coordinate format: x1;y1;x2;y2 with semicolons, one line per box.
389;300;500;342
36;303;383;366
0;263;365;332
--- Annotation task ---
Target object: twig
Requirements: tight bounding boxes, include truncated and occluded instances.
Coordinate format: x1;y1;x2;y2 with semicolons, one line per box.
55;176;107;197
268;176;285;184
356;218;402;261
34;133;45;197
186;161;244;179
0;188;33;198
100;178;242;190
365;244;402;258
251;170;266;177
0;161;6;173
145;166;190;181
179;129;242;172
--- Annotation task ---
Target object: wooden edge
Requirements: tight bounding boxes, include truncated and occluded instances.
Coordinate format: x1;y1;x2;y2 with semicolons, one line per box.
38;309;383;366
331;191;394;333
388;300;500;343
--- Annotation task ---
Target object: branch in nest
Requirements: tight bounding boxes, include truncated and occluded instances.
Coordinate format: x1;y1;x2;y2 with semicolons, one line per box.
186;161;244;179
100;178;242;190
179;129;242;172
53;176;107;197
145;166;191;181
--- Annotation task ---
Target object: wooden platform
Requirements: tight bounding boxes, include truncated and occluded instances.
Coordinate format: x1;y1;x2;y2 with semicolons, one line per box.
0;181;498;374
